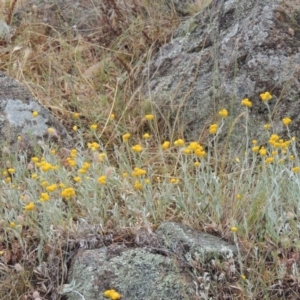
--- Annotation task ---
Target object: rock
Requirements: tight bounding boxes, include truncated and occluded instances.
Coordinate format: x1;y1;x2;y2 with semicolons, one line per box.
64;222;237;300
156;222;237;262
144;0;300;147
0;72;72;154
165;0;213;16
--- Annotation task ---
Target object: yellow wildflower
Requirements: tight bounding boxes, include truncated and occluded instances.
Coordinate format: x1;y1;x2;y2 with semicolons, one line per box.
10;222;15;228
61;187;76;199
98;153;106;162
241;98;252;108
174;139;185;146
265;157;274;164
47;127;55;134
252;140;257;145
259;147;267;156
40;193;50;202
25;202;35;211
264;124;271;130
31;173;38;179
260;91;272;101
98;175;107;185
88;142;100;151
109;113;115;120
145;114;154;121
131;144;143;153
46;184;57;192
50;149;56;155
194;161;200;167
7;168;15;174
132;168;146;177
17;136;22;141
170;178;180;184
73;112;80;119
32;111;38;117
162;141;170;150
231;227;238;232
209;124;218;134
73;125;78;131
241;275;246;280
90;124;97;130
133;181;143;190
104;289;121;300
218;109;228;118
122;133;131;142
282;117;291;126
182;148;191;155
292;166;300;173
236;194;241;200
73;176;81;183
143;133;150;139
145;178;151;184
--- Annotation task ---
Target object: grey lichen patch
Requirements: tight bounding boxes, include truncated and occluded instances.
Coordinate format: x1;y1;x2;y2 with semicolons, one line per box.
156;222;237;263
66;247;195;300
4;99;48;136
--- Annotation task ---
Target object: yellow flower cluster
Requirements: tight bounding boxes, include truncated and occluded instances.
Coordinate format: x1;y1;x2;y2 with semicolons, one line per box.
162;141;170;150
260;91;272;101
40;193;50;202
241;98;252;108
79;162;91;174
98;175;106;185
88;142;100;151
122;133;131;142
174;139;185;147
209;124;218;134
282;117;291;126
132;167;146;177
218;109;228;118
104;289;121;300
61;187;76;199
25;202;35;211
134;181;143;190
131;144;143;153
145;114;154;121
182;142;206;157
269;134;290;150
46;184;57;192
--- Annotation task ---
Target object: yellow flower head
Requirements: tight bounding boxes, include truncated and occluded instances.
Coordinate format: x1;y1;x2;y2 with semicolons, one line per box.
241;98;252;108
131;144;143;153
132;167;146;177
61;187;76;199
73;112;80;119
122;133;131;142
194;161;200;167
282;117;291;126
218;109;228;118
264;124;271;130
259;147;267;156
209;124;218;134
174;139;185;147
32;111;39;117
104;289;121;300
133;181;143;190
109;113;115;121
90;124;97;130
182;148;191;155
260;91;272;102
265;157;274;164
73;125;78;131
98;175;107;185
31;156;39;163
231;226;238;232
25;202;35;211
143;133;150;139
40;193;50;202
7;168;15;174
162;141;170;150
46;184;57;192
145;114;154;121
292;166;299;173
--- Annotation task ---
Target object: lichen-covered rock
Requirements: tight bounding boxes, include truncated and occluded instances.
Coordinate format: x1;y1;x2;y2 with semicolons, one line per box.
64;222;237;300
144;0;300;146
156;222;237;263
0;72;72;154
65;247;195;300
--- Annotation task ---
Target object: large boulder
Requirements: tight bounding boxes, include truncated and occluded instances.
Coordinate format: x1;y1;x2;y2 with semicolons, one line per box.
0;72;72;154
144;0;300;146
64;222;237;300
